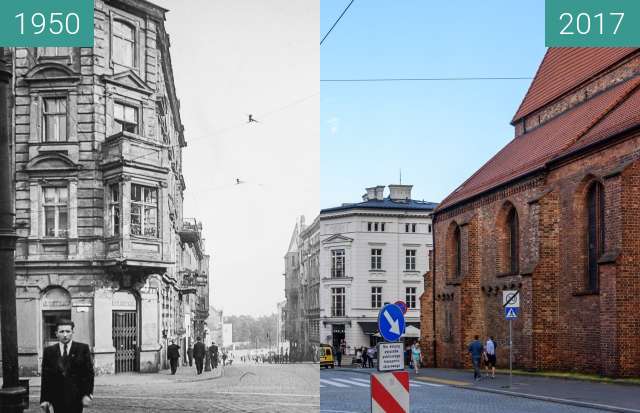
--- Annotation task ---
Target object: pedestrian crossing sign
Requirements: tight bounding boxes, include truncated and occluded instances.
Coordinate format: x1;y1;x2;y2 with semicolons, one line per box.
505;307;519;319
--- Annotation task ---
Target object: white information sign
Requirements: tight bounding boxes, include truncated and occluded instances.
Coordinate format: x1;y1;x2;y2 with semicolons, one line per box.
503;290;520;308
377;342;404;372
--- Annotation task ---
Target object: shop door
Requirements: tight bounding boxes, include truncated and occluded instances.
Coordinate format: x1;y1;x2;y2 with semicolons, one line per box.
332;324;345;349
113;310;138;373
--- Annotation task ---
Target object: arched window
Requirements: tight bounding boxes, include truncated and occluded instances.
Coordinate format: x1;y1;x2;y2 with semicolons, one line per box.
507;208;519;274
41;287;72;348
454;225;461;278
586;182;605;291
112;20;136;67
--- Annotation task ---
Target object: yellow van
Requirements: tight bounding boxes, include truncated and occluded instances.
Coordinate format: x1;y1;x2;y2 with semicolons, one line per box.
320;344;334;369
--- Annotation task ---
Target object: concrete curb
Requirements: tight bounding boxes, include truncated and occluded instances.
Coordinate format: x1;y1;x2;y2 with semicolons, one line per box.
328;368;640;413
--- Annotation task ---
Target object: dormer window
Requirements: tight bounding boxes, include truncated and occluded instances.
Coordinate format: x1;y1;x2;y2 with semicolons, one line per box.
112;20;136;67
40;47;71;57
114;102;138;134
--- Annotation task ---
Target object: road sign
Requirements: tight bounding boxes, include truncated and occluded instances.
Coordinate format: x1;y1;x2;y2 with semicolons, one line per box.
371;371;409;413
394;300;407;315
505;307;519;319
503;290;520;308
378;304;405;342
377;342;404;372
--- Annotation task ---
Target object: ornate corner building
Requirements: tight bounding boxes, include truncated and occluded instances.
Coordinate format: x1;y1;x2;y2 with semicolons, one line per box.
1;0;210;375
421;48;640;377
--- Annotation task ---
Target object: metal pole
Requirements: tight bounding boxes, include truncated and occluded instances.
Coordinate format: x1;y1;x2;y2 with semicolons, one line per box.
509;319;512;389
0;47;26;413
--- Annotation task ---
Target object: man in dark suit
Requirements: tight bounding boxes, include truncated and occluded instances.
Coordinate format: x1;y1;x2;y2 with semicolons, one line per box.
193;336;206;374
40;319;94;413
167;339;180;375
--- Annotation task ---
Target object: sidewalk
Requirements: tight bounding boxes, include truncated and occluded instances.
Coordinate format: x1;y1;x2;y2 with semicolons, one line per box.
333;366;640;413
1;364;224;388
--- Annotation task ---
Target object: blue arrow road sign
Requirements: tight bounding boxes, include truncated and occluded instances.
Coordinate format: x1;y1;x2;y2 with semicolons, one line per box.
378;303;406;342
505;307;519;319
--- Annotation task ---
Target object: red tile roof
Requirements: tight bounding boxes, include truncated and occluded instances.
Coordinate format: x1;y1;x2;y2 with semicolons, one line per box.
438;77;640;211
512;48;636;123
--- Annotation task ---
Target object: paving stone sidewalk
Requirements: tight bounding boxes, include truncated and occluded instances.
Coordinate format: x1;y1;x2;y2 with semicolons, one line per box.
333;366;640;413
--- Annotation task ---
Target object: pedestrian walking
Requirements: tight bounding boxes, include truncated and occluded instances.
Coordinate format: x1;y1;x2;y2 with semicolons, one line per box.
193;336;206;374
411;342;421;374
367;346;376;368
167;339;180;375
210;343;219;369
361;346;369;368
484;336;497;378
40;319;94;413
222;352;228;366
187;344;194;367
468;335;484;381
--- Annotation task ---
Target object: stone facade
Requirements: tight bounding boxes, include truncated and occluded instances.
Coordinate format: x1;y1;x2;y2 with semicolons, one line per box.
0;0;210;376
421;49;640;377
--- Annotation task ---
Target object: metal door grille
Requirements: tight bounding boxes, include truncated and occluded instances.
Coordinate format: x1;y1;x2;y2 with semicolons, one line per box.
113;311;138;373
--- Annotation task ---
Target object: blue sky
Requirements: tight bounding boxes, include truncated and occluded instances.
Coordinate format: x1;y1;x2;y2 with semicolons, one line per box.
321;0;547;208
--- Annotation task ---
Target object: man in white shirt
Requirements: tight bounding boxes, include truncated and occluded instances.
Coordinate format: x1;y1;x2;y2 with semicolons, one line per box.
484;336;497;378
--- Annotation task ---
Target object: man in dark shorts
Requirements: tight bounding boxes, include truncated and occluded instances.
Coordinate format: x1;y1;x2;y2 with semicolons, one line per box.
484;336;497;378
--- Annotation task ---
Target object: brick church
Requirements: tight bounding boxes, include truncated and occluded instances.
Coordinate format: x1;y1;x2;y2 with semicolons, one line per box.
420;48;640;377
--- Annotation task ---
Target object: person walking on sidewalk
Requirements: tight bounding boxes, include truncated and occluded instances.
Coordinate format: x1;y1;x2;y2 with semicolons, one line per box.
40;319;94;413
468;335;484;381
484;336;497;378
193;336;206;374
367;346;376;368
187;344;194;367
335;344;342;367
411;342;421;375
167;339;180;375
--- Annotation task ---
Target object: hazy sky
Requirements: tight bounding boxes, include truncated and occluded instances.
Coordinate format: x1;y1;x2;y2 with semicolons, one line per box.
320;0;547;207
154;0;319;317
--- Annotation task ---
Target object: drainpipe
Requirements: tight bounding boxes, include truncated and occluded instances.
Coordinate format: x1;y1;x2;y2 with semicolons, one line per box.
432;213;437;368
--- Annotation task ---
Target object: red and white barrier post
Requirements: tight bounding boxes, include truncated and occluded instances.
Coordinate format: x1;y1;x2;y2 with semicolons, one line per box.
371;371;409;413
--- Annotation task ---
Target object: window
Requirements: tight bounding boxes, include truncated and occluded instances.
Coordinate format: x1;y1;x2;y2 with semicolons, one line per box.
41;47;71;57
405;223;410;232
331;287;345;317
112;20;136;67
371;249;382;270
130;184;158;237
406;249;416;270
42;98;67;142
367;222;372;231
428;224;432;233
108;183;120;236
380;222;385;232
412;223;417;233
331;249;345;278
406;287;417;309
586;182;605;291
114;102;139;134
371;286;382;308
454;226;461;277
374;222;379;231
507;208;519;274
43;187;68;237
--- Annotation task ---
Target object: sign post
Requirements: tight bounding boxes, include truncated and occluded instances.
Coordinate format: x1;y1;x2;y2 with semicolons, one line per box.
503;290;520;389
372;303;409;413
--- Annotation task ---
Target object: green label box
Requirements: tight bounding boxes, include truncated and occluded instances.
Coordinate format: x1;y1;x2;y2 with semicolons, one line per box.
546;0;640;47
0;0;94;47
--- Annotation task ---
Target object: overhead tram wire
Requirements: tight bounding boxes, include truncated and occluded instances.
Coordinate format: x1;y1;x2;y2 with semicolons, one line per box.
320;0;355;46
321;76;533;82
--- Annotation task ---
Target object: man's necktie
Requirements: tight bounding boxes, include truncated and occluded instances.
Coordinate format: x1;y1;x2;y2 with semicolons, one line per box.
63;343;68;358
62;343;70;374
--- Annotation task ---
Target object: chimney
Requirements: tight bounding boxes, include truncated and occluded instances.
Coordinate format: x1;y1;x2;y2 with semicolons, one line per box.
364;187;376;201
388;184;412;202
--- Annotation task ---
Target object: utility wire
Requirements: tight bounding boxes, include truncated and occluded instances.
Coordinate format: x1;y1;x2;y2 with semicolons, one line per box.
321;0;355;46
321;76;533;82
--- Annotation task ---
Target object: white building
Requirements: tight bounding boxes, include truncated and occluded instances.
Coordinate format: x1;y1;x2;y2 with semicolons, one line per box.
223;323;233;348
319;185;436;352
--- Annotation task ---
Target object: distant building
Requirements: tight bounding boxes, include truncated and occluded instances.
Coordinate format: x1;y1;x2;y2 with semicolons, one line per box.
284;216;319;361
320;185;436;352
208;307;224;347
223;323;233;348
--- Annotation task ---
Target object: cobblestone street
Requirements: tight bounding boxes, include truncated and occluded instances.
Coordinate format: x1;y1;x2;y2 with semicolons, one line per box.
23;363;319;413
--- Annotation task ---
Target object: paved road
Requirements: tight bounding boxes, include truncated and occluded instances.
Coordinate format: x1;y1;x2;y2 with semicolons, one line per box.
24;363;319;412
320;369;612;413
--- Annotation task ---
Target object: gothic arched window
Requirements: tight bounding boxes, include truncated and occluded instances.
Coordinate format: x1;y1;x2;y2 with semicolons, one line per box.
586;182;605;291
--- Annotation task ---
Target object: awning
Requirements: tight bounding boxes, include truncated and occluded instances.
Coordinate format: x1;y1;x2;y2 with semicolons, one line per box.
358;322;378;335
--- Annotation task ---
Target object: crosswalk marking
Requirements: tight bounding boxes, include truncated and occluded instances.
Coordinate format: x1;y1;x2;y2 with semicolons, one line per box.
332;378;369;387
320;378;350;388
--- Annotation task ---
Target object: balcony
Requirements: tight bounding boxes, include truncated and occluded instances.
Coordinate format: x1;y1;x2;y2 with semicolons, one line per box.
101;131;169;178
